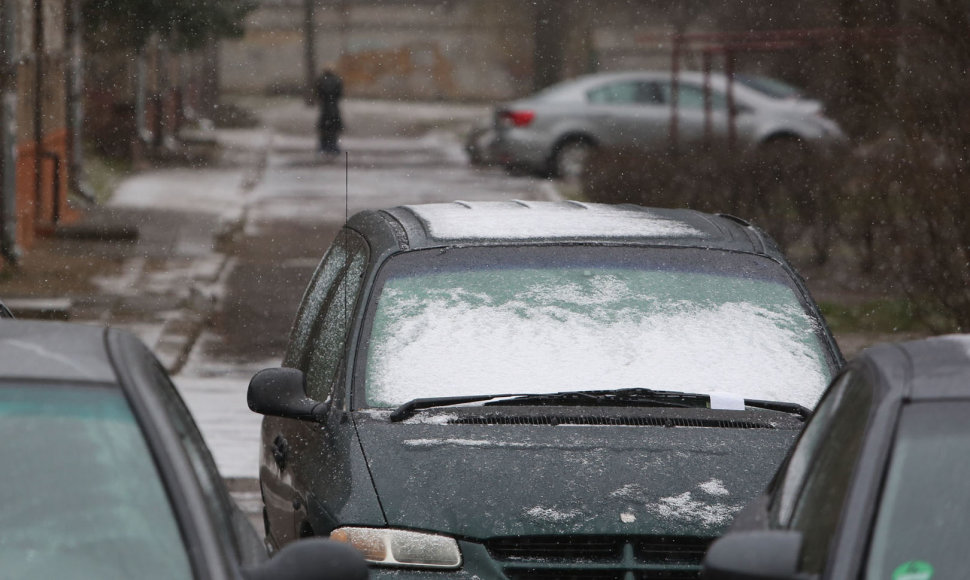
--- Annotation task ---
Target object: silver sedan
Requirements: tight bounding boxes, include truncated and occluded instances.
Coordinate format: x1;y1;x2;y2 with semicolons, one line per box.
492;70;846;179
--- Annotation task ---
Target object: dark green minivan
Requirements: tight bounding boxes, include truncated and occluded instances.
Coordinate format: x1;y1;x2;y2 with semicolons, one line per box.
248;201;843;578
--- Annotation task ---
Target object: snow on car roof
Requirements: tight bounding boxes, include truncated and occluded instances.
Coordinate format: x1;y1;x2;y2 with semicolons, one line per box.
404;201;709;241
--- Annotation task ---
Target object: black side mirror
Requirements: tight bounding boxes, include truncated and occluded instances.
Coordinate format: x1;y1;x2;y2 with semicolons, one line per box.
242;538;369;580
247;367;330;422
702;530;802;580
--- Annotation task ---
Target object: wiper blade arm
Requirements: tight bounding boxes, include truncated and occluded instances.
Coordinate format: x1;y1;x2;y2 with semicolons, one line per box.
389;394;519;422
387;390;806;423
491;388;702;409
743;398;812;420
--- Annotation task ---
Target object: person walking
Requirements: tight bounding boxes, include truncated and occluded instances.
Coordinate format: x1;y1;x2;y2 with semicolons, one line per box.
315;68;344;155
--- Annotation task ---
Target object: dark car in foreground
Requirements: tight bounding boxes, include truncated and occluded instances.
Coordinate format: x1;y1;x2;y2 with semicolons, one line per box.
493;70;846;179
703;334;970;580
248;201;843;578
0;320;367;580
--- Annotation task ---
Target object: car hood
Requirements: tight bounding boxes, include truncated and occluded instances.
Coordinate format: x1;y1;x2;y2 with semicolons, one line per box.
353;409;798;539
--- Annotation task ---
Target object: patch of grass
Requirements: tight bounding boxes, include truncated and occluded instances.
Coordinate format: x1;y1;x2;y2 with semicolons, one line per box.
819;298;933;334
83;145;132;204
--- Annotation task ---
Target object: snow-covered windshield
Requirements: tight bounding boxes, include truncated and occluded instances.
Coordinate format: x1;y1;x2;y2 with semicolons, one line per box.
361;247;832;409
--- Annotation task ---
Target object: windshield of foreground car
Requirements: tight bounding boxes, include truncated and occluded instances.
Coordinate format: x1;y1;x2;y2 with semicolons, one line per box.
864;402;970;580
361;246;832;409
0;384;192;580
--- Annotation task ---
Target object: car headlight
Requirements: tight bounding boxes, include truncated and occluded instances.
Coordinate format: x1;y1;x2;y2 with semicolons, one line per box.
329;527;462;569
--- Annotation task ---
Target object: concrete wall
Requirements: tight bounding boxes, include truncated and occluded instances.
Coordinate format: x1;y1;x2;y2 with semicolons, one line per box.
220;0;716;101
220;0;846;101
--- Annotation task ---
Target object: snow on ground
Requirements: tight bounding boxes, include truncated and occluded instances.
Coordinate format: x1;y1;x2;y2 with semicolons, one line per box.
110;167;249;220
173;373;261;478
176;331;281;478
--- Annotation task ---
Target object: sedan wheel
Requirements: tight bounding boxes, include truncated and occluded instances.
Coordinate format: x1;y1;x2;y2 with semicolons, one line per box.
553;140;594;181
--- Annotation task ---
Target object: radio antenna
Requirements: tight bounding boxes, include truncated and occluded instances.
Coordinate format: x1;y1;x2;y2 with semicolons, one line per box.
345;151;349;224
343;151;349;335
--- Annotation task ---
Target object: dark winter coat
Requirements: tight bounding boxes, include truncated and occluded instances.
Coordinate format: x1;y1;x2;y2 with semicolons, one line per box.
315;71;343;132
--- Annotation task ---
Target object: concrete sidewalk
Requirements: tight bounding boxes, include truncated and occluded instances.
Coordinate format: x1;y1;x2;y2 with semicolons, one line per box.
0;130;265;373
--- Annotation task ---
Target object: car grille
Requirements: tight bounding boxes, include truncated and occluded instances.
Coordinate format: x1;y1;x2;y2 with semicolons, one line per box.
485;535;713;579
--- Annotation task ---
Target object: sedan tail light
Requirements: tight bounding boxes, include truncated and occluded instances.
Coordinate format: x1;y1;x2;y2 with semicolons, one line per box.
498;109;536;128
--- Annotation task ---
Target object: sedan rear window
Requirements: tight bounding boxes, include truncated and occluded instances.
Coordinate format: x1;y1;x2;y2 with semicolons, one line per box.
0;384;192;580
361;246;832;409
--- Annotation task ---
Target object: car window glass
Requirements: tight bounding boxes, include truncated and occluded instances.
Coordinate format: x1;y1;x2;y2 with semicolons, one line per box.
772;371;854;524
659;82;728;110
0;384;192;580
305;232;368;401
285;233;351;367
587;80;660;104
865;402;970;580
789;371;873;574
736;74;803;99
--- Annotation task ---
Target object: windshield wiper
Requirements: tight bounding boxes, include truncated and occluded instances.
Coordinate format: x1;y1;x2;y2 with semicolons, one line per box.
389;394;521;422
490;388;703;409
389;388;701;422
387;389;812;423
742;398;811;420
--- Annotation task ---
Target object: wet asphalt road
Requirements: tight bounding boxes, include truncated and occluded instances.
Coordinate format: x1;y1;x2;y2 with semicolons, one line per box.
180;100;560;482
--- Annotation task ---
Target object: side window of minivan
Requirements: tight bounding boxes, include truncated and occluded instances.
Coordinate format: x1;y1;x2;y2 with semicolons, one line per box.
304;231;368;402
285;230;355;368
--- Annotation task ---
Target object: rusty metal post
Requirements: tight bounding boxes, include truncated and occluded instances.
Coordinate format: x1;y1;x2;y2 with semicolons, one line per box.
41;151;61;224
702;50;712;146
725;50;737;152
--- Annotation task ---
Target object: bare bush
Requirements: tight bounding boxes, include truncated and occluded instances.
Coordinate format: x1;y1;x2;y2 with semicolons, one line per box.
582;136;970;330
582;141;846;264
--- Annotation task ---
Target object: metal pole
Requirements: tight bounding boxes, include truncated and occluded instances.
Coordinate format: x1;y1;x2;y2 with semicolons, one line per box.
304;0;316;105
702;50;712;145
33;0;44;220
135;47;147;142
0;0;20;263
669;34;681;147
66;0;93;204
725;50;737;152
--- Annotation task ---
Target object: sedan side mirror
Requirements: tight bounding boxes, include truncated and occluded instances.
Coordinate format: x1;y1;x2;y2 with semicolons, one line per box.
242;538;369;580
248;367;330;422
702;530;802;580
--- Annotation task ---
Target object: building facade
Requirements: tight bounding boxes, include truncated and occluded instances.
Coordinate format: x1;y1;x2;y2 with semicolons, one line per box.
0;0;82;265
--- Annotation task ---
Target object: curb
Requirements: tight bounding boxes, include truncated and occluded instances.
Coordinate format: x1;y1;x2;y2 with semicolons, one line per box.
5;298;73;320
152;133;268;376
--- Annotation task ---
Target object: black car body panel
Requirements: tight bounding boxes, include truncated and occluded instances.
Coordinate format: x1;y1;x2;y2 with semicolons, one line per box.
354;408;802;538
703;334;970;580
